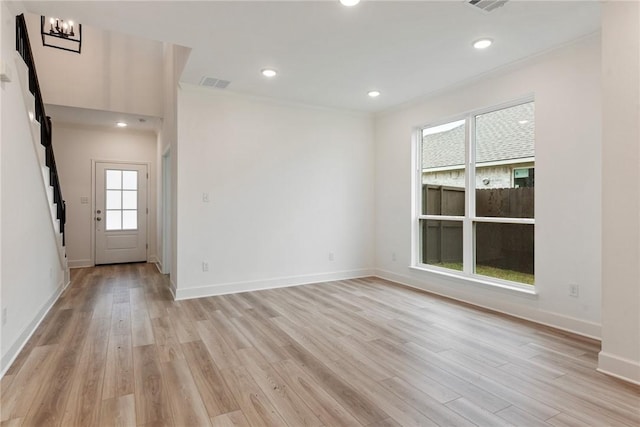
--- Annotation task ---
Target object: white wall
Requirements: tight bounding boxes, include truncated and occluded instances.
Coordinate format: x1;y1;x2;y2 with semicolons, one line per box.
52;123;158;267
25;13;163;118
1;1;67;373
375;35;602;338
599;1;640;384
175;86;374;298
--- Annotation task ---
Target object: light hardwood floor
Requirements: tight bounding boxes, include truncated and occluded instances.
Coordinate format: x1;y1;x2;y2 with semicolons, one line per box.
1;264;638;426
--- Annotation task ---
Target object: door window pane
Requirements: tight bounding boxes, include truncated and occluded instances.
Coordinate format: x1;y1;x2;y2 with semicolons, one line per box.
122;191;137;209
122;210;137;230
106;190;122;210
475;102;534;218
422;120;466;215
106;210;122;230
420;219;463;271
122;171;138;190
475;222;534;285
106;170;122;190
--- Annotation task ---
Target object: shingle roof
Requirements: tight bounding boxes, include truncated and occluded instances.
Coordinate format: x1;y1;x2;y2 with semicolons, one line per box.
423;102;535;169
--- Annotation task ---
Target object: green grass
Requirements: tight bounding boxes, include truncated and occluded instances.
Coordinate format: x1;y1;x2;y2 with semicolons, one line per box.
431;262;534;286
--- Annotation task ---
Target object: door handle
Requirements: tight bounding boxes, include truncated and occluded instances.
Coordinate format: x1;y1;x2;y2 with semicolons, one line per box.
96;217;102;221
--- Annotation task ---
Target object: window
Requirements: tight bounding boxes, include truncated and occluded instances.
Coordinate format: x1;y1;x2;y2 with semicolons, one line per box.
513;167;534;188
416;100;535;287
105;169;138;231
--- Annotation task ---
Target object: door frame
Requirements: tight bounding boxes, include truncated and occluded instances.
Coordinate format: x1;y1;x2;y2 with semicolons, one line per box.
161;148;172;275
91;159;151;266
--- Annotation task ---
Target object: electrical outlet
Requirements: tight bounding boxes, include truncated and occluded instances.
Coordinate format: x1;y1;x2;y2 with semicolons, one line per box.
569;284;579;298
202;261;209;272
392;252;397;262
202;192;210;203
2;308;7;326
328;252;334;261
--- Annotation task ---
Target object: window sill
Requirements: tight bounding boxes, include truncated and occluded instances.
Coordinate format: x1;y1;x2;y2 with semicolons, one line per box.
409;265;538;297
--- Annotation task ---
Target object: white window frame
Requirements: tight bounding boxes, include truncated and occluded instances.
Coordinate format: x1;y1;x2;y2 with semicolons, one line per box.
412;97;535;293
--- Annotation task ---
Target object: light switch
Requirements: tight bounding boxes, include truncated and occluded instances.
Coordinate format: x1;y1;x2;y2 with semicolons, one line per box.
80;196;89;204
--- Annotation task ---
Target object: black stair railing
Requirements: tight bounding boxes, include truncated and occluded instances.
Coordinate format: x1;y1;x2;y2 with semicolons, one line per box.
16;14;66;246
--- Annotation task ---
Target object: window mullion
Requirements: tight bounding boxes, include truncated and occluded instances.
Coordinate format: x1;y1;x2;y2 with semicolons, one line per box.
413;129;422;267
463;115;475;275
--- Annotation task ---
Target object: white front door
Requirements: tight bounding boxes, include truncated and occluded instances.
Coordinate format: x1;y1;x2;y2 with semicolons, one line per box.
95;162;148;265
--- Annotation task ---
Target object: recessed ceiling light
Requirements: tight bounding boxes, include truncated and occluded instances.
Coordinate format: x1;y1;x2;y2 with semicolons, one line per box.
116;122;128;127
261;68;277;77
340;0;360;6
368;90;381;98
518;120;529;125
473;38;493;49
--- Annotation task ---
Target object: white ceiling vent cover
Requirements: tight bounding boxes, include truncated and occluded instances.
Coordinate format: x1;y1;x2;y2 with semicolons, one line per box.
199;76;231;89
467;0;508;13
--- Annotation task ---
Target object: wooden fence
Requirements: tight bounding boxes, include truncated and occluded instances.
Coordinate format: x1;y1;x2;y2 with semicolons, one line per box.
422;185;534;274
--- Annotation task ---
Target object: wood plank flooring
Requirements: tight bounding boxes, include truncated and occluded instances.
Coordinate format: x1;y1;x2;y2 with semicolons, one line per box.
1;264;639;426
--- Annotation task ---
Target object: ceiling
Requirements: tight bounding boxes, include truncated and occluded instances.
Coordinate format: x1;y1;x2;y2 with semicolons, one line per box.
24;1;601;113
45;104;161;132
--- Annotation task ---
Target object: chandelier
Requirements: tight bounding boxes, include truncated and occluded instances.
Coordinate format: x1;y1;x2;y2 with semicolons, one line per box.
41;16;82;54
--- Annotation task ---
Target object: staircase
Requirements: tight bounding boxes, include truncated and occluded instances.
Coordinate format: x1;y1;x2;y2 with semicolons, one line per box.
15;14;67;262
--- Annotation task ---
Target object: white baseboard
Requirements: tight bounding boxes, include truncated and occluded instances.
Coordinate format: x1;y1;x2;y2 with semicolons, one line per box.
374;268;602;340
1;278;70;378
598;352;640;385
68;259;93;268
153;261;163;273
69;257;159;269
169;278;177;300
174;269;375;300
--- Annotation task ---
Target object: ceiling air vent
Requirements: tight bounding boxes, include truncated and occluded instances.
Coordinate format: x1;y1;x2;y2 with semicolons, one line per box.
467;0;508;13
199;76;231;89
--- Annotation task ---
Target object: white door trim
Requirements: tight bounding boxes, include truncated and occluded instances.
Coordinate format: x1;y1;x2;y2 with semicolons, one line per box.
91;159;151;266
161;149;171;275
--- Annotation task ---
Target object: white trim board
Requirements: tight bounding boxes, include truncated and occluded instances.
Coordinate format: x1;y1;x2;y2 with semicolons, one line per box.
374;268;602;341
0;278;70;378
598;352;640;386
174;269;375;300
169;278;178;300
67;259;93;268
153;261;164;274
68;258;160;269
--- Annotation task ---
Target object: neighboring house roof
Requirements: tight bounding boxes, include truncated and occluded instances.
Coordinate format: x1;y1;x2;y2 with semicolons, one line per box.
423;102;535;170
